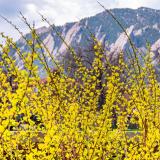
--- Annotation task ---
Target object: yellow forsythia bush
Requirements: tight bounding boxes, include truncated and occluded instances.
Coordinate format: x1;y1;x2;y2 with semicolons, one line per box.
0;28;159;160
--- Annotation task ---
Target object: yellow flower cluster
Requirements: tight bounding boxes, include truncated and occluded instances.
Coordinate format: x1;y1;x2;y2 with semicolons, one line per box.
0;32;159;160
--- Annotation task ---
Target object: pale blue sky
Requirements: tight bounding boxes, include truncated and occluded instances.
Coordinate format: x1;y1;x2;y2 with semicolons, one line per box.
0;0;159;42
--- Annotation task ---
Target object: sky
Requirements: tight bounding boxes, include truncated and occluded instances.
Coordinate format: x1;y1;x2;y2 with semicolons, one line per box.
0;0;159;42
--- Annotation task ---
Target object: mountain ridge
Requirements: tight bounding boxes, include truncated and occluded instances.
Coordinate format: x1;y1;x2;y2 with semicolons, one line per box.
15;7;160;75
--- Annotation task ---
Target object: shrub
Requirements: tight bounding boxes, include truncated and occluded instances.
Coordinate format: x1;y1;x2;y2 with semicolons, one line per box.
0;12;159;160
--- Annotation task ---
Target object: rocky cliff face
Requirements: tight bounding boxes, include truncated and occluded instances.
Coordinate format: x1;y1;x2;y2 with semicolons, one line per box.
14;7;160;75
